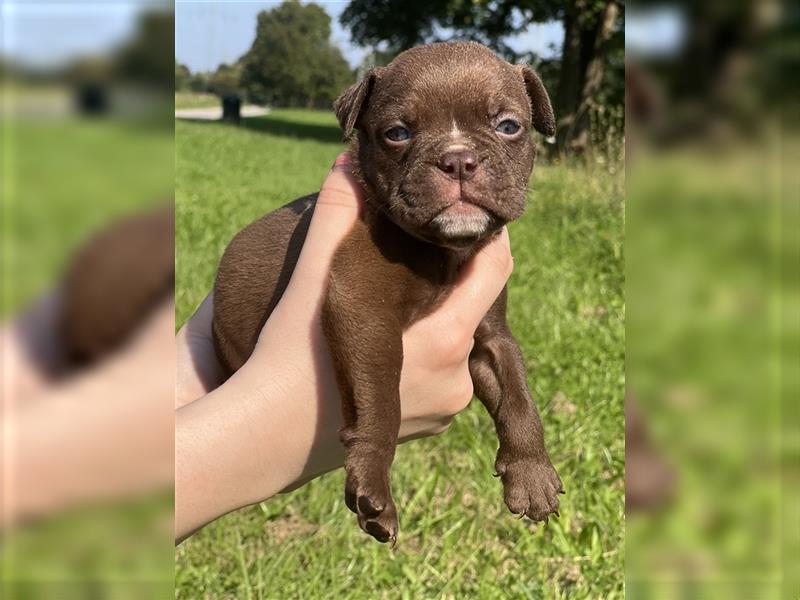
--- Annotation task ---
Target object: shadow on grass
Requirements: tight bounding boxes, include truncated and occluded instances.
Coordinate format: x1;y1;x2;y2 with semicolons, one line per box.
241;115;343;144
179;113;343;145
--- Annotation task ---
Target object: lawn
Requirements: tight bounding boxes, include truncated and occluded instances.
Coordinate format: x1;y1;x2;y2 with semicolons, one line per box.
1;116;174;597
625;149;793;598
175;92;222;110
175;109;625;598
2;116;173;316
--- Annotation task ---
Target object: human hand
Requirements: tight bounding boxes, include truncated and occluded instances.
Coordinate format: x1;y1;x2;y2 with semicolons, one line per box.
1;290;70;404
3;297;175;529
175;152;513;540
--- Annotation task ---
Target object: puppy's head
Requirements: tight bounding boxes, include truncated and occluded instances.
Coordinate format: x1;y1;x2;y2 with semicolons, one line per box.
334;41;554;249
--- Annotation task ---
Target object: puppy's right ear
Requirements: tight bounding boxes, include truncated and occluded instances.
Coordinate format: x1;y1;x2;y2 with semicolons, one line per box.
334;68;381;140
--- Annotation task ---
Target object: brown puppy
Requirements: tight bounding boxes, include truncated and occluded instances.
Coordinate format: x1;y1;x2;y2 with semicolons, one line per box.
213;42;563;544
61;203;175;366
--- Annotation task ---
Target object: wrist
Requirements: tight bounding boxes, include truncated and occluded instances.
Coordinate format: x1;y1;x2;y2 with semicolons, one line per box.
175;357;343;541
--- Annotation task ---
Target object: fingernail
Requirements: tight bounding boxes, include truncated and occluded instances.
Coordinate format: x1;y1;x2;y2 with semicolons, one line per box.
332;152;350;171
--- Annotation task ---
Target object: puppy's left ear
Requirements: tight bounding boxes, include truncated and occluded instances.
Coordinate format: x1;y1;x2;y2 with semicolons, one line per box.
519;65;555;138
334;67;383;140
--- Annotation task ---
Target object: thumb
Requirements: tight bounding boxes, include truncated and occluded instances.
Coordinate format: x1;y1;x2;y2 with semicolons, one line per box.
289;152;362;284
440;227;514;331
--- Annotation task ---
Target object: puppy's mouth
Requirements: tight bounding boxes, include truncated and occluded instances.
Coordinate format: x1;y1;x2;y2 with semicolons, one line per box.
427;200;494;246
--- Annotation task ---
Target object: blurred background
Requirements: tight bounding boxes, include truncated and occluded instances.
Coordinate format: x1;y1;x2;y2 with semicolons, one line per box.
625;1;797;598
1;1;174;598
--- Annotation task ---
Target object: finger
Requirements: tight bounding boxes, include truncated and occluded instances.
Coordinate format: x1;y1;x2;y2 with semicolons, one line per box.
181;292;215;338
290;152;362;284
318;152;364;208
440;227;513;331
129;297;175;350
176;292;225;408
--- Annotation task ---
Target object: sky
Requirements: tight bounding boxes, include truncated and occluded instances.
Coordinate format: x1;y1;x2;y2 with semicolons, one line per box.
3;1;685;75
174;1;565;73
626;5;685;58
1;1;145;69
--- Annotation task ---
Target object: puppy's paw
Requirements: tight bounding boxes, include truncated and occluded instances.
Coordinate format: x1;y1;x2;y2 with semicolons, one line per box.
496;457;563;522
344;467;399;545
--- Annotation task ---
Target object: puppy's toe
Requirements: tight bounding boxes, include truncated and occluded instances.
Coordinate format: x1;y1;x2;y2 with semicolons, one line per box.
357;493;385;517
527;487;559;522
503;483;529;516
345;486;358;514
344;470;389;516
359;501;398;545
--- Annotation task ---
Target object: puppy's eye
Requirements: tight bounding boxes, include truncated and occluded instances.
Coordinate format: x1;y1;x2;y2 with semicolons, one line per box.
495;119;521;136
385;126;411;142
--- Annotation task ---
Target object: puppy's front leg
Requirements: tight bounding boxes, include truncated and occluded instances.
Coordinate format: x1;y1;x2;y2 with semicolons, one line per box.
469;290;563;522
322;277;402;545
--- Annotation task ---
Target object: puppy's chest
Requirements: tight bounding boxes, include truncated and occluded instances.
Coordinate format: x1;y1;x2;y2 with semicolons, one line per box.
395;260;460;327
335;217;465;328
395;277;453;328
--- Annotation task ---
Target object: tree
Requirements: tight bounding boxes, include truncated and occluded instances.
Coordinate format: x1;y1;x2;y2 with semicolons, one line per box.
175;61;191;91
115;11;175;88
555;0;622;154
188;72;209;93
340;0;623;157
208;62;242;96
240;1;354;108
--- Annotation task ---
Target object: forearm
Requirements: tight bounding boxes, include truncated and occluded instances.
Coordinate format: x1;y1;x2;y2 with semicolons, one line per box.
174;366;344;542
2;344;173;528
173;310;483;542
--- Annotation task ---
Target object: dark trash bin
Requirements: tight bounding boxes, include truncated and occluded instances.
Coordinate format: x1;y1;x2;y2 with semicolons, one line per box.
74;82;109;117
221;94;241;124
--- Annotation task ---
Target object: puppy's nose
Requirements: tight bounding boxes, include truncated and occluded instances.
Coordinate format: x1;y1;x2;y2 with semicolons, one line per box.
437;150;479;181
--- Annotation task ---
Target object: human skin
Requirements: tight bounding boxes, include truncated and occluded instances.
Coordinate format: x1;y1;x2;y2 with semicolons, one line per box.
175;154;514;542
1;298;175;529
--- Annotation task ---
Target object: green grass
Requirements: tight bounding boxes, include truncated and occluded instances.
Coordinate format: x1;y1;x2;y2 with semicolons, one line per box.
174;92;221;110
625;149;793;598
2;116;173;316
175;109;625;598
1;116;174;596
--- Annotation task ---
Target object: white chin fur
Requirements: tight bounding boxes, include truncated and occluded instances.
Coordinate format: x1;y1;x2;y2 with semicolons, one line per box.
430;210;491;239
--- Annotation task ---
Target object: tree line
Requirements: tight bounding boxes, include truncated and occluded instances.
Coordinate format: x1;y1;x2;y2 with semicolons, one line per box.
176;2;352;109
176;0;623;156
